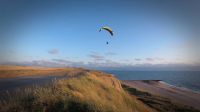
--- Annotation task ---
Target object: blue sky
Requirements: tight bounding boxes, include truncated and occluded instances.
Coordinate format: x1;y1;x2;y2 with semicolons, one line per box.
0;0;200;70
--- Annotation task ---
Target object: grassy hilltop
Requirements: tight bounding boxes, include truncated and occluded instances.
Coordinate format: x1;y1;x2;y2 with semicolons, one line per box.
0;66;154;112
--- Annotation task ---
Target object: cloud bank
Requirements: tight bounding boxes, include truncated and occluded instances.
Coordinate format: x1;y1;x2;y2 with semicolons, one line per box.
1;52;199;71
1;59;199;71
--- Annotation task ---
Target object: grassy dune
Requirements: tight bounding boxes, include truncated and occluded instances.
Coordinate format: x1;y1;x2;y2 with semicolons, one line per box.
0;68;154;112
2;65;197;112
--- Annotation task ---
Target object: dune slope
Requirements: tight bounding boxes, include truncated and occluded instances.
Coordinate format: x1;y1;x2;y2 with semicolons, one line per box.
0;68;154;112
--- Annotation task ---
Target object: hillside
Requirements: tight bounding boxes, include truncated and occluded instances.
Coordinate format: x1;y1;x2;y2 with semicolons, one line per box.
0;66;154;112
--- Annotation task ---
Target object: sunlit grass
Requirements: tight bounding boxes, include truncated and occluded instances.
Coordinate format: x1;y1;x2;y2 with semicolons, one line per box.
0;70;153;112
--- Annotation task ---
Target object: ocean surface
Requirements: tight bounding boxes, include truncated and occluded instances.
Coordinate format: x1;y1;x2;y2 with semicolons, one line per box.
104;71;200;92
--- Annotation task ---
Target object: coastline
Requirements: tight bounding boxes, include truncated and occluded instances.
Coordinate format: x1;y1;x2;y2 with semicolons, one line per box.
159;80;200;94
122;80;200;110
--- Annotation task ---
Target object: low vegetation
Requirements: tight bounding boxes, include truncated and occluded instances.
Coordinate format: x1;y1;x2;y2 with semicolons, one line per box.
0;69;153;112
122;84;200;112
1;65;198;112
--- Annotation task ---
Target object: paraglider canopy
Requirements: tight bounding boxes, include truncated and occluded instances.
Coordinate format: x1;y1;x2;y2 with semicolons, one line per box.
99;26;113;36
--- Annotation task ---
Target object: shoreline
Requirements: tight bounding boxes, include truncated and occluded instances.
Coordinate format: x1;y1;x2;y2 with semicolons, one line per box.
158;80;200;94
125;79;200;94
122;80;200;110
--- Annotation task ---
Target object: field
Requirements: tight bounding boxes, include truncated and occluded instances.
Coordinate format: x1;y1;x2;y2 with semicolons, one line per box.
0;65;85;78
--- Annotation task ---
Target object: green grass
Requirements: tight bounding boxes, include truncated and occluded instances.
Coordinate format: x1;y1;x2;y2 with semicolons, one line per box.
0;70;153;112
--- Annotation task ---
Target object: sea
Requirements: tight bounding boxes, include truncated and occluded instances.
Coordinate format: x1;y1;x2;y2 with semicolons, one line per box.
103;71;200;92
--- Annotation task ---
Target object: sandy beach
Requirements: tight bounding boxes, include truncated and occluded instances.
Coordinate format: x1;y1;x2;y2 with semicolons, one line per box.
122;80;200;110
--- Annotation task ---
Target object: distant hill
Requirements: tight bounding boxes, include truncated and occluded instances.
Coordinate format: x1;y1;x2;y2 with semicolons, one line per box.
0;65;83;78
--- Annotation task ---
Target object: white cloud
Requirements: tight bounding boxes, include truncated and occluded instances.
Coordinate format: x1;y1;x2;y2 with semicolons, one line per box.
146;58;154;61
1;57;199;71
88;52;105;61
135;58;142;61
48;49;59;55
52;59;84;67
105;52;117;56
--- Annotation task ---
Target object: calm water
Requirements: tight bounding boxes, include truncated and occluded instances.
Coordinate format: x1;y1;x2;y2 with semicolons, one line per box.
104;71;200;92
